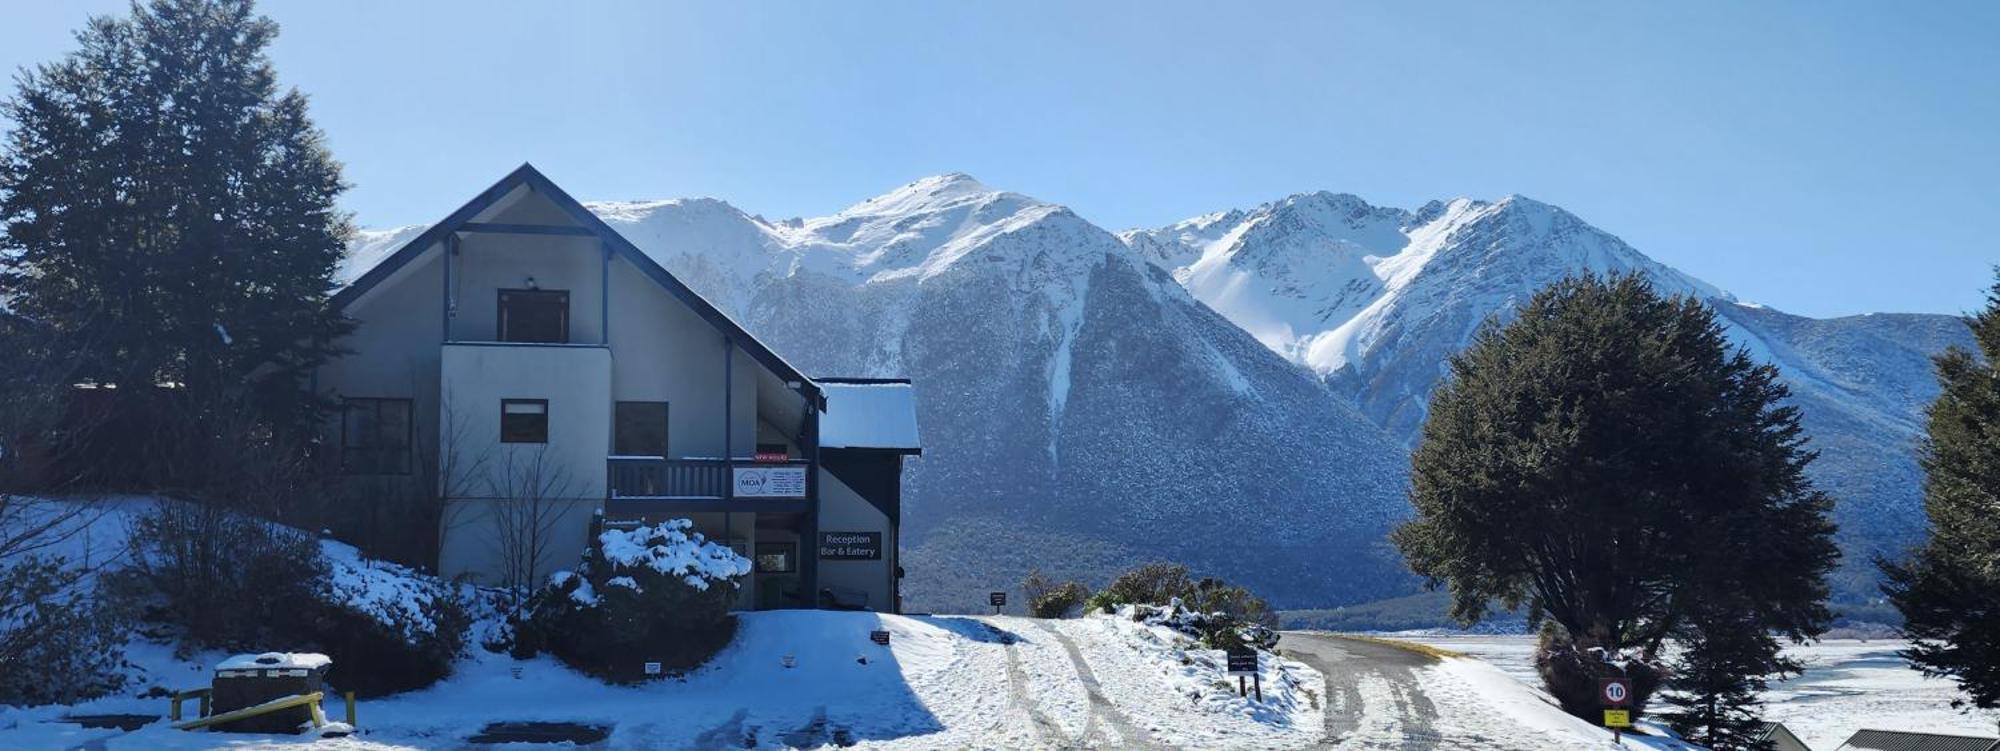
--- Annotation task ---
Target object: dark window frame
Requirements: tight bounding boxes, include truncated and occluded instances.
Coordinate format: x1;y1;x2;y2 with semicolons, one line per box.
341;397;414;475
613;401;671;458
755;541;797;574
497;288;571;344
500;398;549;443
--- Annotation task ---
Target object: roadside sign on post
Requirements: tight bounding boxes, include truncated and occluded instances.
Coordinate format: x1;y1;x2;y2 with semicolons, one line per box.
870;630;891;646
1599;677;1631;707
1600;677;1633;740
1226;648;1259;676
989;591;1007;614
1227;647;1262;701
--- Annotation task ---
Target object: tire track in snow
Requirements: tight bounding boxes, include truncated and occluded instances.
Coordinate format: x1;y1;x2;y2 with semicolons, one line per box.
1029;620;1175;751
1284;632;1546;750
993;621;1068;747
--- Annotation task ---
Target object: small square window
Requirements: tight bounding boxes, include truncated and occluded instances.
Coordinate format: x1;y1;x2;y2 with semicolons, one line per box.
755;542;796;574
501;399;548;443
342;397;413;474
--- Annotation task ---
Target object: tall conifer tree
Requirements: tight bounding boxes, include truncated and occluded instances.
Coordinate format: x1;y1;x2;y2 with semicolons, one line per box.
0;0;350;432
1881;271;2000;710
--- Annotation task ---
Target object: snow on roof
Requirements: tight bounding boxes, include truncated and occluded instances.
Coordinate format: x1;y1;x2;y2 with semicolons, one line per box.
820;380;920;451
216;652;332;672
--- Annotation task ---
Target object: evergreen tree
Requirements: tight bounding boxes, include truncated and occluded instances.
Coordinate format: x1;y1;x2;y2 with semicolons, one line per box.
1881;271;2000;710
1661;608;1790;750
0;0;351;434
1391;274;1839;720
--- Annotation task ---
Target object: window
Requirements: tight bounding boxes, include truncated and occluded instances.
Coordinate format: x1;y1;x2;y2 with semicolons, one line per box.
501;399;548;443
342;398;412;475
497;289;569;343
755;542;796;574
614;401;669;457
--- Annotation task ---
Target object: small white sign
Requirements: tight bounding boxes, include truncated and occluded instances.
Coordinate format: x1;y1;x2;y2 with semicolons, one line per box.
733;465;807;498
643;661;662;675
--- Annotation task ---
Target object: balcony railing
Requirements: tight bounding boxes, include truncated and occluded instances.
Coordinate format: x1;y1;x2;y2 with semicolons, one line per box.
607;457;809;501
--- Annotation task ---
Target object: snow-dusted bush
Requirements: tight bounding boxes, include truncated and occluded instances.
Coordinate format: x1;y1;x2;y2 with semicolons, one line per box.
0;554;132;705
1087;562;1195;614
1023;567;1090;618
1130;599;1280;651
126;499;328;649
126;500;474;696
304;544;475;697
1088;562;1276;648
1534;623;1667;720
516;519;750;682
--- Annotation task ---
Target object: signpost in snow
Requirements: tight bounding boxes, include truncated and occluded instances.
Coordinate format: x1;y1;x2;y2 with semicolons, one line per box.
1227;648;1262;701
989;591;1007;614
870;630;891;646
1599;678;1632;706
1600;677;1633;740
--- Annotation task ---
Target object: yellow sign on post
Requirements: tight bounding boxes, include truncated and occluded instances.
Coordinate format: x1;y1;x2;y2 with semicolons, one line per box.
1603;709;1632;728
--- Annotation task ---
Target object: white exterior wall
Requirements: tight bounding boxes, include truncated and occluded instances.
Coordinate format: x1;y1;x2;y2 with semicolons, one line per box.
436;343;611;585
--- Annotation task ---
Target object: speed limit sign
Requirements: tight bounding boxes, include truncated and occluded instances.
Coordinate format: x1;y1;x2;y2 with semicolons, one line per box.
1600;677;1632;707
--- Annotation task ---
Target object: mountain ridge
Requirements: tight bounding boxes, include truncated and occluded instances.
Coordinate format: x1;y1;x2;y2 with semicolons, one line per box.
343;175;1968;607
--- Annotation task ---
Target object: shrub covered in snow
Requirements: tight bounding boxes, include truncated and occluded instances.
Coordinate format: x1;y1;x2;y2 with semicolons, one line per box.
1088;562;1276;648
1023;567;1091;618
125;499;474;697
515;519;750;682
1534;622;1667;720
0;552;133;705
302;542;475;697
1129;600;1280;651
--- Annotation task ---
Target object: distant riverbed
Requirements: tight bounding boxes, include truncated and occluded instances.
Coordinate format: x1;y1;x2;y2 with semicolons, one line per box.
1392;634;1999;750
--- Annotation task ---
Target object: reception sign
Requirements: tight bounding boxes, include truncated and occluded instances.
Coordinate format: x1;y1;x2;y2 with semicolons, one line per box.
819;531;882;560
733;465;807;498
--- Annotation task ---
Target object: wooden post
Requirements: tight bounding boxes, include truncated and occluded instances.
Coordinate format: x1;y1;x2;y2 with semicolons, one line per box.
1238;675;1246;697
1253;673;1262;702
345;691;355;727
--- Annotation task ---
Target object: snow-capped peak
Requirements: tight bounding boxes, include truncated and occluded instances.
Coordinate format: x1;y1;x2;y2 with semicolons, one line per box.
1126;190;1735;376
833;172;1004;219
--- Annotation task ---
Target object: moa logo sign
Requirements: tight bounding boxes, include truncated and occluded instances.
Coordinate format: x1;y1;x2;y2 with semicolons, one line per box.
732;465;806;498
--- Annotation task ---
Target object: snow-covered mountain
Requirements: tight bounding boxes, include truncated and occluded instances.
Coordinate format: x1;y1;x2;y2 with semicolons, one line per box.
349;177;1965;608
352;175;1417;610
1128;193;1973;597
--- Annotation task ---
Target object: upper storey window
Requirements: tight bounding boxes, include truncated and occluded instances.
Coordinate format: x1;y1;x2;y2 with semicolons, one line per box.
498;289;569;343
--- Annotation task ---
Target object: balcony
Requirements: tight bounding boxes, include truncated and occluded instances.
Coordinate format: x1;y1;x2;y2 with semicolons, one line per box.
606;457;811;512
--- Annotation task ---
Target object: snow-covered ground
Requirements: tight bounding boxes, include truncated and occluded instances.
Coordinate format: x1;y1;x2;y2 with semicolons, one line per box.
1403;634;2000;750
0;610;1323;750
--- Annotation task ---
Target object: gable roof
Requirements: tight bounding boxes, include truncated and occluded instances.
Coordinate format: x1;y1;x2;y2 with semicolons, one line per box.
332;163;823;410
1838;729;2000;751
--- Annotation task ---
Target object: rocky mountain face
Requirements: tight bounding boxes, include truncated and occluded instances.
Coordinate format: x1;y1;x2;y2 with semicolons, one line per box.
350;177;1966;609
589;176;1417;611
1127;193;1972;598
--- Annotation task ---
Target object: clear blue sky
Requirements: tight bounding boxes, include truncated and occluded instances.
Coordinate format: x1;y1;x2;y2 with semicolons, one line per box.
3;1;1995;317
